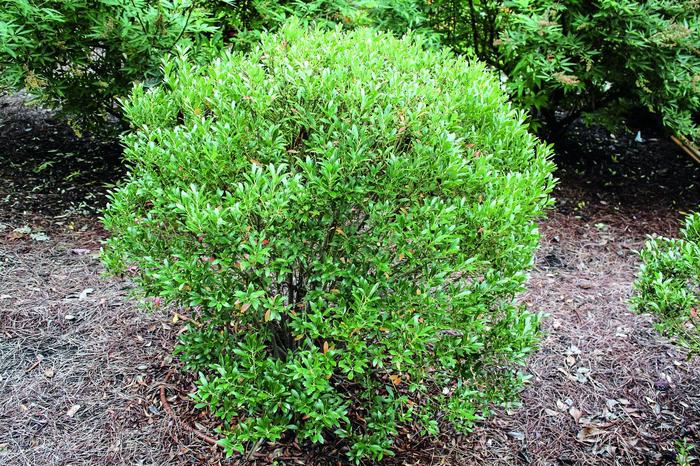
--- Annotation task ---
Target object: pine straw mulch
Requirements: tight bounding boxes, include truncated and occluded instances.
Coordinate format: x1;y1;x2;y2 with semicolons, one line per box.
0;218;200;465
1;97;700;465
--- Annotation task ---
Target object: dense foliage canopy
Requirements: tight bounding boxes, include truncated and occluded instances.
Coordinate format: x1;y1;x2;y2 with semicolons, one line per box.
102;21;555;461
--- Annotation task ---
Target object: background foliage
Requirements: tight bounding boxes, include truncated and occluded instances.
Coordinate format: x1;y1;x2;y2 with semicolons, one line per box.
633;211;700;355
102;21;555;461
492;0;700;140
420;0;700;140
0;0;430;131
208;0;434;47
2;0;697;140
0;0;220;132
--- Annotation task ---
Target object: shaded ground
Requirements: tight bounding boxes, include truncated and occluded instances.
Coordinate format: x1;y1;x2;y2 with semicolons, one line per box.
1;97;699;465
0;93;123;219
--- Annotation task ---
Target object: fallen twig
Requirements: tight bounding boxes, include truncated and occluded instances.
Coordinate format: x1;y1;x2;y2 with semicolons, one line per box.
672;135;700;164
25;357;42;373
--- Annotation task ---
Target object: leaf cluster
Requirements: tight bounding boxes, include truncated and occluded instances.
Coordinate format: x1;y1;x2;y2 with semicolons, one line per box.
633;211;700;355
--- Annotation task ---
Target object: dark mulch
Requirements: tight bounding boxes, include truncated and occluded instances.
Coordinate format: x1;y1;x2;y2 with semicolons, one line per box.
0;93;124;220
1;97;699;465
555;121;700;217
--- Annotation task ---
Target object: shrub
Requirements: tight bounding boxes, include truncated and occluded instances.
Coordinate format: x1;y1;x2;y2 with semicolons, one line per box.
496;0;700;140
633;211;700;355
209;0;435;49
0;0;218;132
102;20;555;461
421;0;700;141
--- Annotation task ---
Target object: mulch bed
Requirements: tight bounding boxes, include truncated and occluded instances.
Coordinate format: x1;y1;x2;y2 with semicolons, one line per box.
1;96;699;465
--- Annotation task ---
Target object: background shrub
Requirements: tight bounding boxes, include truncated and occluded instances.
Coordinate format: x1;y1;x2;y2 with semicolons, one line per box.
423;0;700;141
0;0;429;132
3;0;696;142
633;211;700;355
495;0;700;140
208;0;434;48
102;20;555;461
0;0;218;132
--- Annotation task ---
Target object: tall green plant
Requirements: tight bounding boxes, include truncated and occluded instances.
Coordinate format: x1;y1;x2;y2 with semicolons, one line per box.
102;21;555;462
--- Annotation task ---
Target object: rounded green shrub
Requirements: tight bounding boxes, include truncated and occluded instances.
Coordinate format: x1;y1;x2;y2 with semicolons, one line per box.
102;20;555;462
633;211;700;354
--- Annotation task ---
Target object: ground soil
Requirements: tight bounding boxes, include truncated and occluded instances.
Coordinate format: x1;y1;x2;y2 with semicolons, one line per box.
1;95;699;465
